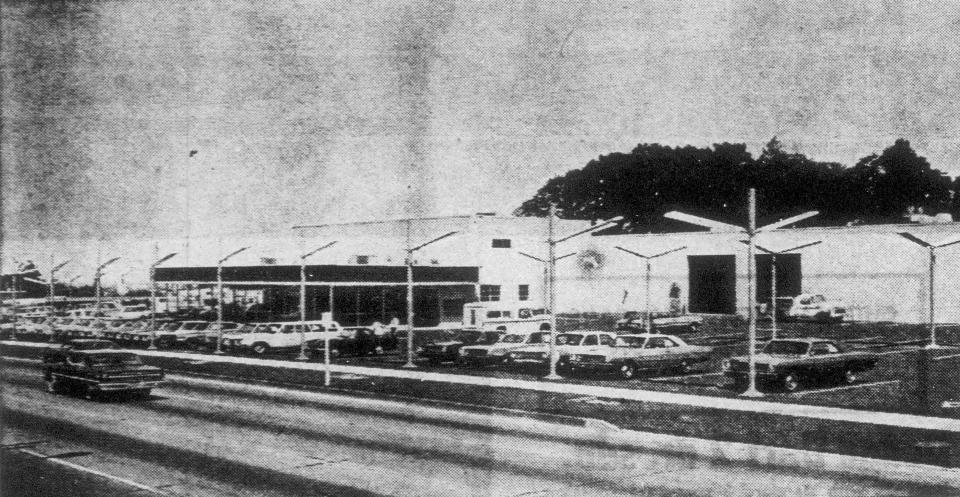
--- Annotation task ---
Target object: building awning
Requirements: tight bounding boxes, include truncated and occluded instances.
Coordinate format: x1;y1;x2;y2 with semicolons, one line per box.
155;265;479;284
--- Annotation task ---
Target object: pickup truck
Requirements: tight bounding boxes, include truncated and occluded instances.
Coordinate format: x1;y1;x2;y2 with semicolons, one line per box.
561;333;714;379
723;338;877;392
42;348;164;400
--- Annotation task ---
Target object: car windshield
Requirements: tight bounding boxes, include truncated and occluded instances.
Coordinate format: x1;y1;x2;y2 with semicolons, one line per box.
623;312;640;319
615;336;647;348
527;332;550;344
500;334;526;343
764;341;810;355
478;332;501;344
556;333;583;346
184;322;209;330
161;323;180;331
86;353;142;366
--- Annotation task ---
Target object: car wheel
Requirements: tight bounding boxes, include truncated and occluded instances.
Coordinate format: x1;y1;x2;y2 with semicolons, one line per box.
688;323;700;333
676;360;692;375
619;362;637;380
842;369;857;385
782;373;801;393
133;388;152;400
251;343;270;355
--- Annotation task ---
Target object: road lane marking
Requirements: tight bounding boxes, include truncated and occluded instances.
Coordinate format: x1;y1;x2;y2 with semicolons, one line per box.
875;348;923;356
791;380;901;397
19;448;165;495
933;352;960;362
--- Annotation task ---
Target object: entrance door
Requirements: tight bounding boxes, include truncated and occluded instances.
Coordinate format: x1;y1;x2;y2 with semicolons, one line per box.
688;255;736;314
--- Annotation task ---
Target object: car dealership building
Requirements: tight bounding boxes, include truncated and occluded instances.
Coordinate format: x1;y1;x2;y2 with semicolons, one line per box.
153;214;960;326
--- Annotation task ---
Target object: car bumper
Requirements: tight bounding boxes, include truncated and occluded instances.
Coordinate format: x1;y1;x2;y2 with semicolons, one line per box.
460;355;505;365
565;361;616;372
96;380;165;391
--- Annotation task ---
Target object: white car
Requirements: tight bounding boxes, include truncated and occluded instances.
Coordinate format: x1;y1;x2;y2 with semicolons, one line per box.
507;331;616;366
785;294;845;323
458;331;550;366
225;321;344;355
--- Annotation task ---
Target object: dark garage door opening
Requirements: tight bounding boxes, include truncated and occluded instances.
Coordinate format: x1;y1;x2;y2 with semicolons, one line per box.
688;255;736;314
755;254;802;305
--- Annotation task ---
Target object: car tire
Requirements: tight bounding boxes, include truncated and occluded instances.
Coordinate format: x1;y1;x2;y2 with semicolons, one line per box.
782;373;801;393
842;369;857;385
688;323;700;333
132;388;152;400
251;343;270;355
619;362;637;380
676;360;692;375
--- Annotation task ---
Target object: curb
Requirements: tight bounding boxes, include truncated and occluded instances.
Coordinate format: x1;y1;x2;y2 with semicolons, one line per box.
170;374;960;488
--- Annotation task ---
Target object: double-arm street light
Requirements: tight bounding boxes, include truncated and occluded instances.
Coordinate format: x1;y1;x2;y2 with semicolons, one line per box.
47;258;72;342
749;241;822;339
665;188;818;397
214;247;249;355
522;205;623;380
148;252;178;350
897;232;960;349
402;227;459;368
297;241;337;365
94;257;121;335
613;246;687;333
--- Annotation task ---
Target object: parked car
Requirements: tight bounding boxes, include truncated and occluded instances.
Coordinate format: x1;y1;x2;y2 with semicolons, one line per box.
506;331;616;366
462;302;552;334
42;348;163;400
561;333;714;379
784;294;846;323
154;321;210;348
722;338;878;392
615;311;703;334
457;331;546;366
226;321;343;356
419;330;502;365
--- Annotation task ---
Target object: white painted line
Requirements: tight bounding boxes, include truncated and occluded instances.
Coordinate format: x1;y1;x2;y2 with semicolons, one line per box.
792;380;901;397
5;341;960;433
2;356;40;364
933;352;960;362
20;448;164;494
649;372;723;382
875;348;923;356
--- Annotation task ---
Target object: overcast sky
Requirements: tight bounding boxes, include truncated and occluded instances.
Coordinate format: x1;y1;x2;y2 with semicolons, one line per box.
4;0;960;270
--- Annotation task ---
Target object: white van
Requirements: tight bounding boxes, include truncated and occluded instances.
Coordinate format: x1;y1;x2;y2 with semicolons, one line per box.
461;302;551;334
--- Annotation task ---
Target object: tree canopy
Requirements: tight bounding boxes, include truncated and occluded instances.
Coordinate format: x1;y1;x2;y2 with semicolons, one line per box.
514;138;957;231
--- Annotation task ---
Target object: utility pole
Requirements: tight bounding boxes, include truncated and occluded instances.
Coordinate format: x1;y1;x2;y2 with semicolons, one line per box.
613;246;687;333
93;257;120;336
519;205;623;380
214;246;249;355
402;226;459;368
897;232;960;348
47;257;71;342
750;241;821;339
297;241;337;363
666;188;817;397
148;250;177;350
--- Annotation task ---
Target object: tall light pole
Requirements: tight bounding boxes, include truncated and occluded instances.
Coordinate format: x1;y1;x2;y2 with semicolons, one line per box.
94;257;121;336
521;205;623;380
297;241;337;363
748;241;821;339
666;188;817;397
897;232;960;349
47;257;71;342
614;246;687;333
402;225;459;369
214;247;249;355
148;251;178;350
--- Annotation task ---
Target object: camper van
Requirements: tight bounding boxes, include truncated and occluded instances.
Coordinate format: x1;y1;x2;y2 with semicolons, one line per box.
461;302;551;334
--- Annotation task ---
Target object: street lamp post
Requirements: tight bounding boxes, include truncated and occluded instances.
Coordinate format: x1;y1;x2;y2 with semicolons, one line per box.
897;232;960;349
47;257;71;342
520;205;623;380
402;224;459;369
297;242;337;364
749;241;821;340
214;247;249;355
148;252;178;350
666;188;818;397
94;257;121;336
613;246;687;333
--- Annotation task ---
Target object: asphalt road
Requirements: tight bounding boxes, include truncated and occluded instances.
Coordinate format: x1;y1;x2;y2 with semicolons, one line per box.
2;361;955;497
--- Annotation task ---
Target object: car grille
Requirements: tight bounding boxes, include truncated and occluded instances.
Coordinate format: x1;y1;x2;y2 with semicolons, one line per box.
465;349;487;357
570;354;606;363
513;351;545;360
